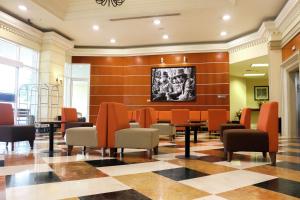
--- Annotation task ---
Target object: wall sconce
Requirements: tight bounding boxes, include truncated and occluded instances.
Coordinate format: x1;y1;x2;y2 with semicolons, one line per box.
160;57;164;64
183;56;188;63
56;76;63;85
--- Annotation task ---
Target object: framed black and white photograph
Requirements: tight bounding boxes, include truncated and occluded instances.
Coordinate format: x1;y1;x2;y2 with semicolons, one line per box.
254;86;269;101
151;66;196;102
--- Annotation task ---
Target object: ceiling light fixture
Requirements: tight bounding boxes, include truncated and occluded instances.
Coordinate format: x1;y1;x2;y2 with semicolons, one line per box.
222;14;231;21
251;63;269;67
220;31;227;36
163;34;169;40
110;38;116;43
95;0;125;7
153;19;161;25
92;25;99;31
244;73;266;77
18;5;27;11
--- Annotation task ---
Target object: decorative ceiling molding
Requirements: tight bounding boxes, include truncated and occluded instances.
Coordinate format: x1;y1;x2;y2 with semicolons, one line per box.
42;32;74;51
0;12;43;44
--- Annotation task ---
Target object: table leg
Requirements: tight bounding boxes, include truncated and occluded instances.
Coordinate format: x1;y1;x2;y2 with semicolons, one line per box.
49;123;54;157
194;127;198;143
185;126;190;158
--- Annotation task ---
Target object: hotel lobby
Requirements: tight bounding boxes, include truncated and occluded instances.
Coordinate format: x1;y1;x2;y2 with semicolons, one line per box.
0;0;300;199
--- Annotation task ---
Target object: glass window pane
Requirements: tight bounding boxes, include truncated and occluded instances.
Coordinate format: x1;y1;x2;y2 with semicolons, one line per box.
71;80;89;119
19;67;37;87
0;63;16;94
20;47;34;67
0;40;17;60
71;64;90;79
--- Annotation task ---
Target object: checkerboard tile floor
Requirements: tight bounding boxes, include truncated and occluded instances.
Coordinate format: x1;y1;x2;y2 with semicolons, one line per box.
0;133;300;200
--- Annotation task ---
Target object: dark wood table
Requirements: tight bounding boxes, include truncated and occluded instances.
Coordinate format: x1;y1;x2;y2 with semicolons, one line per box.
172;122;206;158
37;121;64;157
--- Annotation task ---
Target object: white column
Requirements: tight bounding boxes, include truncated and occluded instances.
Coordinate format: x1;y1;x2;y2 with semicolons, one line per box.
38;32;74;120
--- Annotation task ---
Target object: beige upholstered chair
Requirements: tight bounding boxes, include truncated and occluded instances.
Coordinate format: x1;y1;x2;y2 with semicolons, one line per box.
65;103;159;158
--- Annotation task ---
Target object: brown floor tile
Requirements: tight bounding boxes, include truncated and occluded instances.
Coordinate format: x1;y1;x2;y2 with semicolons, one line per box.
158;146;184;154
49;161;107;181
0;176;5;200
247;165;300;182
168;159;235;175
115;172;209;200
219;185;299;200
4;153;44;166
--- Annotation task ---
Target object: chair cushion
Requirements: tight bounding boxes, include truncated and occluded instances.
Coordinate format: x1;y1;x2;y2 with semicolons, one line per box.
115;128;159;149
220;123;245;142
223;129;269;152
0;125;35;142
151;123;175;136
65;127;98;147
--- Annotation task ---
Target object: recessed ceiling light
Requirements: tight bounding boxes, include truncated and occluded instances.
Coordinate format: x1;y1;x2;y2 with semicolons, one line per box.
220;31;227;36
244;73;266;77
153;19;161;25
110;38;116;44
222;14;231;21
163;34;169;40
92;25;99;31
251;63;269;67
18;5;27;11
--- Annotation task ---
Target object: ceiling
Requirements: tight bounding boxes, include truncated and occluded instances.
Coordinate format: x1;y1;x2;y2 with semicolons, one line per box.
230;56;269;79
0;0;287;47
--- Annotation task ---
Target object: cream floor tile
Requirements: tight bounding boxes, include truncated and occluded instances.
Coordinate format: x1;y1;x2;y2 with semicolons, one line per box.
194;195;228;200
6;177;130;200
115;172;209;200
219;185;300;200
214;160;271;170
180;170;276;194
98;161;181;176
153;152;207;161
42;155;112;164
0;164;52;176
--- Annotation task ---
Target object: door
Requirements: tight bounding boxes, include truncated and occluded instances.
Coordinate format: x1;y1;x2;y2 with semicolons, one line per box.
71;79;89;120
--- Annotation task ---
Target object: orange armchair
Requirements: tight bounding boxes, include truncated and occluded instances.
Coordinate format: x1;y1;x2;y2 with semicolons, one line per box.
171;109;190;133
0;103;35;151
61;108;93;137
223;102;278;165
189;111;201;122
220;108;251;142
208;109;227;133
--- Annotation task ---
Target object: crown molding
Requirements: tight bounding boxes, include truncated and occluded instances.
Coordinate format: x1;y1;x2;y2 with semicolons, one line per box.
42;32;74;51
0;12;43;45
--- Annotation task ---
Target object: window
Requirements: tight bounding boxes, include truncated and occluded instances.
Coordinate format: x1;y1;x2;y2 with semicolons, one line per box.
0;38;39;124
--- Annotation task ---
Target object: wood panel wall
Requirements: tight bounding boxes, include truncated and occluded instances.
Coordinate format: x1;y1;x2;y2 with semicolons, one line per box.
72;52;229;123
282;32;300;61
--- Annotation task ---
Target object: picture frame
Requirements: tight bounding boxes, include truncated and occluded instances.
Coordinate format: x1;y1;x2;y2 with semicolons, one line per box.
254;86;269;101
151;66;196;102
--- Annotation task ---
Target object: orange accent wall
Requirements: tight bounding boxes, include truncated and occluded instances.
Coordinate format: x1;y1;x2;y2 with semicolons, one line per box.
282;32;300;61
72;53;229;124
